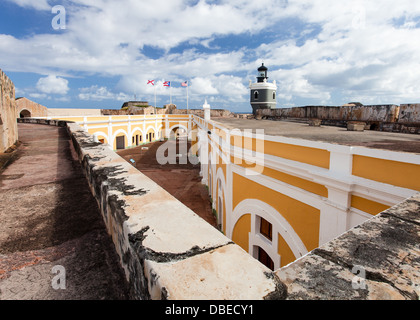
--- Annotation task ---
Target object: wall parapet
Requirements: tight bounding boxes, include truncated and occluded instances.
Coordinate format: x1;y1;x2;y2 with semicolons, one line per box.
275;192;420;299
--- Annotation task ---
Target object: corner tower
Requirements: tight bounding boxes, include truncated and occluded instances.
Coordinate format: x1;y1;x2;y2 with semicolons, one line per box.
249;63;277;115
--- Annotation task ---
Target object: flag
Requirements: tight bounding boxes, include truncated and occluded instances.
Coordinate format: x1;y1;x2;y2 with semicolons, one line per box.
147;80;155;85
181;81;188;87
163;81;170;87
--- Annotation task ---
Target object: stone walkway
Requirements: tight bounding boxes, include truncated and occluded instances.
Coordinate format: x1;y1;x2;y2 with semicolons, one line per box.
0;123;129;300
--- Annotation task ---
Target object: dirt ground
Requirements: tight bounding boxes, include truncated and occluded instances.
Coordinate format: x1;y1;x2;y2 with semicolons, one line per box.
117;138;218;228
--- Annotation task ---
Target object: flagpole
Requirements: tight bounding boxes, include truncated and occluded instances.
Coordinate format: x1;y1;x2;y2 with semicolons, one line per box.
154;84;156;115
186;83;189;114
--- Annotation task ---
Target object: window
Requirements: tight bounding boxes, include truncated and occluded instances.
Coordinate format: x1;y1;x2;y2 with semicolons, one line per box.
258;246;274;271
260;217;272;241
254;91;259;100
273;91;276;100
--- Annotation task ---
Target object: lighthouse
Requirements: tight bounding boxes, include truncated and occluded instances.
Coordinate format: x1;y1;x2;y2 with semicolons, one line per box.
249;63;277;116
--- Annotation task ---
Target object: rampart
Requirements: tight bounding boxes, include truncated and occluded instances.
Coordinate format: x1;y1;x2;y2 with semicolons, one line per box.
16;97;48;118
16;117;420;300
0;69;18;153
257;104;420;133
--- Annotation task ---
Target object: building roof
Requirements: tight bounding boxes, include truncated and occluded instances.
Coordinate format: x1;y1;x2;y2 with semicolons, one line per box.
213;118;420;154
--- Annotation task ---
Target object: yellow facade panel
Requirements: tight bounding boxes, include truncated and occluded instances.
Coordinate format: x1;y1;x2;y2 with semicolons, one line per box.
351;195;391;215
278;233;296;267
264;140;330;169
352;155;420;191
232;214;251;253
262;166;328;197
232;173;320;252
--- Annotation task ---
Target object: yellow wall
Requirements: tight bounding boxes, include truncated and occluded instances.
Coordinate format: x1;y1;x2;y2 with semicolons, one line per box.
230;136;330;169
278;233;296;267
232;173;320;252
351;195;390;215
232;214;251;252
352;155;420;191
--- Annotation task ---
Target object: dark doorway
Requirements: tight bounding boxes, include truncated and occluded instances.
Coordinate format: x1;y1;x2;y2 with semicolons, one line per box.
19;110;31;118
116;136;125;150
258;246;274;271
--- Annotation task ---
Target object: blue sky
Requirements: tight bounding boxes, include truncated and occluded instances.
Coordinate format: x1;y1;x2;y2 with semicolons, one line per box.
0;0;419;112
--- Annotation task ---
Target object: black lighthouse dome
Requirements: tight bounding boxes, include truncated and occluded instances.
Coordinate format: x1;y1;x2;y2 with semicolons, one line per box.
257;63;268;82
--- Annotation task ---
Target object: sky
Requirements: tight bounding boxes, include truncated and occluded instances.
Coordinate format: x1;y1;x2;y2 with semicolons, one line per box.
0;0;419;113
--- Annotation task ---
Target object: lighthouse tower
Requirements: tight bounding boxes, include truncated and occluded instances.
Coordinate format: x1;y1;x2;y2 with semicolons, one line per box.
249;63;277;116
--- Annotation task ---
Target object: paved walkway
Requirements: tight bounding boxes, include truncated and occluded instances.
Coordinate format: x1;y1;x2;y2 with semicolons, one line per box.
0;123;129;300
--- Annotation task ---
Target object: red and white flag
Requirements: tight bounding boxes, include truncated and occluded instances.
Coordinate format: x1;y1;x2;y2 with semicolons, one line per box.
147;80;155;85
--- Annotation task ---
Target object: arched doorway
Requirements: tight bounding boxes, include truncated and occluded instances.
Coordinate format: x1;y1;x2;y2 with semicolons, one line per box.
19;109;31;118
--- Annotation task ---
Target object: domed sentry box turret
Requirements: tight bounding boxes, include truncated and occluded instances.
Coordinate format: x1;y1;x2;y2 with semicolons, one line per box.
249;63;277;116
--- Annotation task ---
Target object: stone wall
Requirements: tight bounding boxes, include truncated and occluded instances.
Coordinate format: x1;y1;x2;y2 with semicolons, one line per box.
256;104;420;133
172;108;235;118
16;97;48;118
398;104;420;123
275;192;420;299
0;69;18;153
257;104;400;122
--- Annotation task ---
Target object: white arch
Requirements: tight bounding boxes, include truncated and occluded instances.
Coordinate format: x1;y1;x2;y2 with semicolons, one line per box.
130;127;144;137
167;124;189;139
112;129;129;149
92;131;109;144
230;199;308;269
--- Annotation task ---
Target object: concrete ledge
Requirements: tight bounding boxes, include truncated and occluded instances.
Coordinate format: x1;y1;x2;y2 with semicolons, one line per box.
275;192;420;300
17;117;69;127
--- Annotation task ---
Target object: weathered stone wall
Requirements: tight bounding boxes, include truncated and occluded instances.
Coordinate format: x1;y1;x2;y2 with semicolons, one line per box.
257;105;400;122
398;104;420;123
275;192;420;299
256;104;420;133
16;97;48;118
0;69;18;153
172;108;235;118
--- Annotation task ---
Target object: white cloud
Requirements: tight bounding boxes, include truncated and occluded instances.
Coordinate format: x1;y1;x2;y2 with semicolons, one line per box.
36;75;69;95
6;0;51;10
29;93;48;99
78;86;130;101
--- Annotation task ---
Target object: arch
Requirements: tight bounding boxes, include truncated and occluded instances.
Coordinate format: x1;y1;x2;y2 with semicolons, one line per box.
145;126;157;142
231;199;308;270
112;129;129;150
254;91;259;100
92;131;109;144
131;127;144;146
168;124;188;140
19;109;31;118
